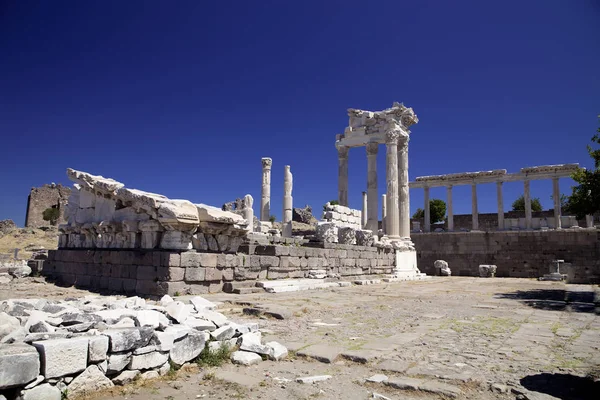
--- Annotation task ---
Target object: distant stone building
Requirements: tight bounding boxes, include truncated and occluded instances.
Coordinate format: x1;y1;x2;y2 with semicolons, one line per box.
25;184;71;228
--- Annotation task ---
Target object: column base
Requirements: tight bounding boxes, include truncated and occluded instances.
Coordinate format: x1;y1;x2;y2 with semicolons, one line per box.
382;248;429;282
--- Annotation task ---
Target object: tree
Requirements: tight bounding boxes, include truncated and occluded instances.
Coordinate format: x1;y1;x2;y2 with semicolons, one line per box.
566;115;600;218
42;207;60;225
412;199;447;223
323;199;339;211
550;193;572;214
269;215;276;223
511;195;542;212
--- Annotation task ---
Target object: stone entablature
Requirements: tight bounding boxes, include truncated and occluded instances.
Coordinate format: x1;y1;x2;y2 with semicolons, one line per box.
60;169;248;252
409;163;583;233
410;164;578;188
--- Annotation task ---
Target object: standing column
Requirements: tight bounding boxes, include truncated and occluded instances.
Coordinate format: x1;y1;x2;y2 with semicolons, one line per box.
361;191;368;228
282;166;293;238
398;138;411;239
366;143;379;232
385;130;401;239
446;185;454;231
552;177;562;229
260;158;272;221
471;183;479;231
497;181;504;230
337;145;349;206
381;194;387;234
524;179;532;230
423;186;431;232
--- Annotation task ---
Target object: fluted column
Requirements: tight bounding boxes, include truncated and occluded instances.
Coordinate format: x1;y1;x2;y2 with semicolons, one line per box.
398;138;411;239
381;194;387;234
337;145;349;206
446;185;454;231
524;179;532;230
423;186;431;232
386;131;401;239
497;181;504;230
260;158;272;221
366;143;379;232
552;177;562;229
471;183;479;231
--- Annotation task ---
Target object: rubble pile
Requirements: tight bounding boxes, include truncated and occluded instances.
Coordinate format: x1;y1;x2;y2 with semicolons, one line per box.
0;295;287;399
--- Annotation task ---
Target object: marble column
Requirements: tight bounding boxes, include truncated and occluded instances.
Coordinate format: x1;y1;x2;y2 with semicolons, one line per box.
423;186;431;232
471;183;479;231
497;181;504;230
398;138;411;239
381;194;387;234
243;194;254;232
552;177;562;229
524;179;532;230
282;165;293;238
260;158;272;221
385;131;401;239
361;191;368;228
446;186;454;231
337;145;349;207
366;143;379;232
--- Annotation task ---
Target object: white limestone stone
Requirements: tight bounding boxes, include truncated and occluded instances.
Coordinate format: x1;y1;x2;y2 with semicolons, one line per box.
295;375;332;384
338;227;356;245
196;204;246;225
19;383;61;400
67;365;114;396
316;222;337;243
190;296;216;311
106;352;131;374
129;351;169;370
23;375;44;390
32;337;88;379
160;230;193;250
166;301;190;324
102;328;142;352
112;370;139;385
265;341;288;361
149;331;174;352
184;317;216;332
239;332;269;354
195;310;228;327
169;331;209;365
88;335;109;362
231;351;262;366
0;312;22;341
0;344;40;390
164;325;191;341
210;325;235;341
434;260;451;276
136;310;169;329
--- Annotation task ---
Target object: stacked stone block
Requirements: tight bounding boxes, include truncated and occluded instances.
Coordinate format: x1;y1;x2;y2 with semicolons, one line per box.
322;203;362;229
43;241;396;296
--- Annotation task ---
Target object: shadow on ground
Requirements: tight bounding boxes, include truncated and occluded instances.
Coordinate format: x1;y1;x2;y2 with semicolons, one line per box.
495;289;598;313
521;373;600;400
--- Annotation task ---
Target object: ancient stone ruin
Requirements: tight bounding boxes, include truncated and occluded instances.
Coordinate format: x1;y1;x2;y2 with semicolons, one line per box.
25;184;71;228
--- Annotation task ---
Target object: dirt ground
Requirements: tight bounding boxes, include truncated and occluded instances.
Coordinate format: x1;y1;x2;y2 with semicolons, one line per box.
2;277;599;400
0;226;58;260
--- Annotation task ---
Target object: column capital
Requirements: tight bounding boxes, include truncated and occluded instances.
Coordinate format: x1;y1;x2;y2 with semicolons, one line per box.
261;157;272;169
366;142;379;156
385;129;400;145
336;144;349;159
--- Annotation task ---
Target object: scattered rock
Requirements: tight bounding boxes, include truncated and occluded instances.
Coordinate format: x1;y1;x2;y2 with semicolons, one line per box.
295;375;332;384
231;351;262;365
265;341;288;360
0;344;40;389
479;264;497;278
19;383;61;400
170;330;208;365
67;365;114;396
112;370;139;385
366;374;388;383
434;260;451;276
32;337;88;379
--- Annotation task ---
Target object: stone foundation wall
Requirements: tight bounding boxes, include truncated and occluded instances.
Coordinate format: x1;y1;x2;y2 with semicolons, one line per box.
42;244;396;297
412;229;600;283
25;184;71;228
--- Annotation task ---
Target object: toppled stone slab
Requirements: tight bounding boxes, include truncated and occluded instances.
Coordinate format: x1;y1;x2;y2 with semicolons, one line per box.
296;344;341;363
231;351;262;365
170;331;208;365
33;337;88;379
0;344;40;389
19;383;61;400
366;374;388;383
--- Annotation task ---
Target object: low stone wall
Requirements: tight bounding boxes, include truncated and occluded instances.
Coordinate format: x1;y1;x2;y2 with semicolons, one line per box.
42;243;396;296
412;229;600;283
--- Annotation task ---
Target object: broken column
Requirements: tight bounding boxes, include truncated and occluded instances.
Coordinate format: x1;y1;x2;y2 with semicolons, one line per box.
243;194;254;232
337;144;349;207
282;165;293;238
260;158;272;222
361;191;368;229
381;194;387;234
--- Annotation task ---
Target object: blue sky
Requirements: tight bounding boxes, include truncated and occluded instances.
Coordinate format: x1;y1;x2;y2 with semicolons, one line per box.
1;0;599;226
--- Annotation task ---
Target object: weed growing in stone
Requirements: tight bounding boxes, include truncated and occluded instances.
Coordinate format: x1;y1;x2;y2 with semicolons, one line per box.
195;343;232;367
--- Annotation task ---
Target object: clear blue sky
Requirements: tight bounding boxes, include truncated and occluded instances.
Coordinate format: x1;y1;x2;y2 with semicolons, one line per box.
1;1;599;226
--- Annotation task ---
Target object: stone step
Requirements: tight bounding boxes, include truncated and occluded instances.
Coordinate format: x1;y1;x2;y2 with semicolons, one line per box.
263;282;341;293
257;279;326;288
223;281;260;293
232;287;264;294
353;279;382;285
